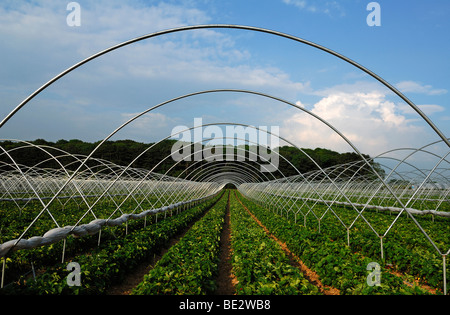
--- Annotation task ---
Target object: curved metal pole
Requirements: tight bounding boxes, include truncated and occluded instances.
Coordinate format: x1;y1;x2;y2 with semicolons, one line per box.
191;164;263;184
1;24;447;147
180;154;276;183
203;172;251;186
138;140;277;209
21;89;356;228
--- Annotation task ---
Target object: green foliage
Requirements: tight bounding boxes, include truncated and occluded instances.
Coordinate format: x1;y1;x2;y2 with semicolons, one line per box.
132;192;229;295
237;194;437;295
229;192;320;295
0;140;380;178
2;190;442;296
1;194;222;295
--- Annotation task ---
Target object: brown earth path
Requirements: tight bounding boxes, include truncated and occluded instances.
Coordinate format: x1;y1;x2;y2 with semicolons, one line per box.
213;192;238;295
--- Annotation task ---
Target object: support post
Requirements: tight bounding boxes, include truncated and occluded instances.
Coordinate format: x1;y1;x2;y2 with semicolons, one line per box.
62;238;66;263
347;228;350;247
31;261;36;282
444;255;447;295
380;236;384;260
1;256;5;289
98;229;102;247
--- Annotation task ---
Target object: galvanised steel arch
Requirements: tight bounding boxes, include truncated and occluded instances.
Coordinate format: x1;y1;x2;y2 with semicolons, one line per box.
1;24;448;149
114;120;386;245
1;88;386;239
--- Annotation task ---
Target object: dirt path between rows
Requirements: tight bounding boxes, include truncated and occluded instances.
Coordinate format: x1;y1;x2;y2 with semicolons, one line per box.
234;192;340;295
214;192;237;295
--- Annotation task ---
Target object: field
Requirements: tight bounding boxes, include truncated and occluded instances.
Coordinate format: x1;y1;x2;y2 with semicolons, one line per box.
0;188;447;295
1;11;449;303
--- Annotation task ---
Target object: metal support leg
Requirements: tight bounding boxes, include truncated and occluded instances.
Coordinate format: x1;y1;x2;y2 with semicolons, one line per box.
62;238;66;263
444;255;447;295
1;256;5;289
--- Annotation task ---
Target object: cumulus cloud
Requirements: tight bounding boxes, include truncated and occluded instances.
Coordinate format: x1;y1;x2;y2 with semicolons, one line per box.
396;81;448;96
399;104;445;116
282;0;345;17
0;1;312;141
280;90;427;156
1;0;446;157
283;0;307;9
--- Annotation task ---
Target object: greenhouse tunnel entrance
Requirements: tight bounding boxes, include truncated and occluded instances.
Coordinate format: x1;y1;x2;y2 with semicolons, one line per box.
224;183;237;190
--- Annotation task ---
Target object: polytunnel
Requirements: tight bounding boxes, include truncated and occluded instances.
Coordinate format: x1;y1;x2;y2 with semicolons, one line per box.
0;24;448;295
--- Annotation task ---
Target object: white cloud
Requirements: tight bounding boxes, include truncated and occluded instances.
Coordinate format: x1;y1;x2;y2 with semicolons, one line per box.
0;1;313;141
283;0;307;9
312;80;388;97
280;90;428;156
399;104;445;116
396;81;448;96
282;0;345;17
0;1;213;62
118;112;177;142
121;112;174;128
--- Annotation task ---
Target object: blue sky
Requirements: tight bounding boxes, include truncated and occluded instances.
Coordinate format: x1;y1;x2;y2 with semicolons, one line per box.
0;0;449;161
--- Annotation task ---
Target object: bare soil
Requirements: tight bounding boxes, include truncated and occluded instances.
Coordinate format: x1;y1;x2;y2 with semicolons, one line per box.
213;197;237;295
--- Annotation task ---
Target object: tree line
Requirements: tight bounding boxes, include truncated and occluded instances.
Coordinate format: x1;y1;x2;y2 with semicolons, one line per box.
0;139;384;179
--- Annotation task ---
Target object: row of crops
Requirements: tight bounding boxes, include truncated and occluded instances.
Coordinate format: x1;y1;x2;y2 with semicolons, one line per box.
240;172;449;294
0;192;224;294
238;195;444;294
1;189;446;295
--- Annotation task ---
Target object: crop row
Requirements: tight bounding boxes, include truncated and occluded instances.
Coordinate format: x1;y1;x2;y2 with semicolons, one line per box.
268;188;449;212
237;193;436;295
3;188;442;295
273;197;448;290
1;192;223;294
0;194;183;247
229;191;320;295
132;190;322;295
0;195;205;285
132;191;230;294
